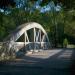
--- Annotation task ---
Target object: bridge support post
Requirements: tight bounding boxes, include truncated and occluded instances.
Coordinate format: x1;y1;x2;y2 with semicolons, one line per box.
40;30;41;50
24;31;26;51
33;28;36;51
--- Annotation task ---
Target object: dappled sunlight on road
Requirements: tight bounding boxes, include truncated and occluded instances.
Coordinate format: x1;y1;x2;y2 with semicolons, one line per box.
7;48;74;69
57;50;73;60
25;49;63;59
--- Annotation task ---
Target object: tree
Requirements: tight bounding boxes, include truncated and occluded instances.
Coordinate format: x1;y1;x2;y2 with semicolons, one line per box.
64;10;75;44
0;0;15;9
63;38;68;48
57;0;75;9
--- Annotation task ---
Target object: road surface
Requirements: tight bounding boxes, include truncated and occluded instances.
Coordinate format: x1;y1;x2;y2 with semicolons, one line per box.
0;48;75;75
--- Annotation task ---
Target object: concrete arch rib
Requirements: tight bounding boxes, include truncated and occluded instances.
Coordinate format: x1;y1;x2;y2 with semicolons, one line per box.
5;22;49;42
4;22;50;51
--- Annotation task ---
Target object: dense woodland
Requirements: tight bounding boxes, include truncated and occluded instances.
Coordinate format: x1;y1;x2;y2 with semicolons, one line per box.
0;0;75;48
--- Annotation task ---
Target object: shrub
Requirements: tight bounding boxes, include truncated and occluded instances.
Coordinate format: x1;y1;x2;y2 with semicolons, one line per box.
63;38;68;48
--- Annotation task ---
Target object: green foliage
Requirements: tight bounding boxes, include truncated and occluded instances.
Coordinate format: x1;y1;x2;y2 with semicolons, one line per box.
63;38;68;48
10;8;27;25
62;0;75;9
0;12;16;41
0;0;16;9
0;26;6;41
47;10;65;47
0;1;75;47
63;10;75;44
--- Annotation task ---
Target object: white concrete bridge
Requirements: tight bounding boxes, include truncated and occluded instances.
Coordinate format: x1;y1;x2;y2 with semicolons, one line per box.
1;22;50;56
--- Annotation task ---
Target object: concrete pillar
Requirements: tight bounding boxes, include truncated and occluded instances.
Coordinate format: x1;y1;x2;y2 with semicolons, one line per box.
24;31;26;50
39;30;42;49
33;28;36;50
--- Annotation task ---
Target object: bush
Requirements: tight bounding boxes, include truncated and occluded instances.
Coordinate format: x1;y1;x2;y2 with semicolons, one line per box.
63;38;68;48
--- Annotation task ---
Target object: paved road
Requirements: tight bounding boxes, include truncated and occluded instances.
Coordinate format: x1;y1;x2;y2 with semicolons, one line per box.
0;48;75;75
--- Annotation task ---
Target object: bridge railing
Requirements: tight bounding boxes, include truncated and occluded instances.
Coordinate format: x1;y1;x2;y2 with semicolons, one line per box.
13;42;50;52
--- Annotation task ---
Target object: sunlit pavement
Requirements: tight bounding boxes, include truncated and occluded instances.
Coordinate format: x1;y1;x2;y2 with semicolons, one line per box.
0;48;75;75
24;49;74;68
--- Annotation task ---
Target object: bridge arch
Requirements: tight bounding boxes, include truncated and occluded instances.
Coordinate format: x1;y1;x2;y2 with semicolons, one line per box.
3;22;50;53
